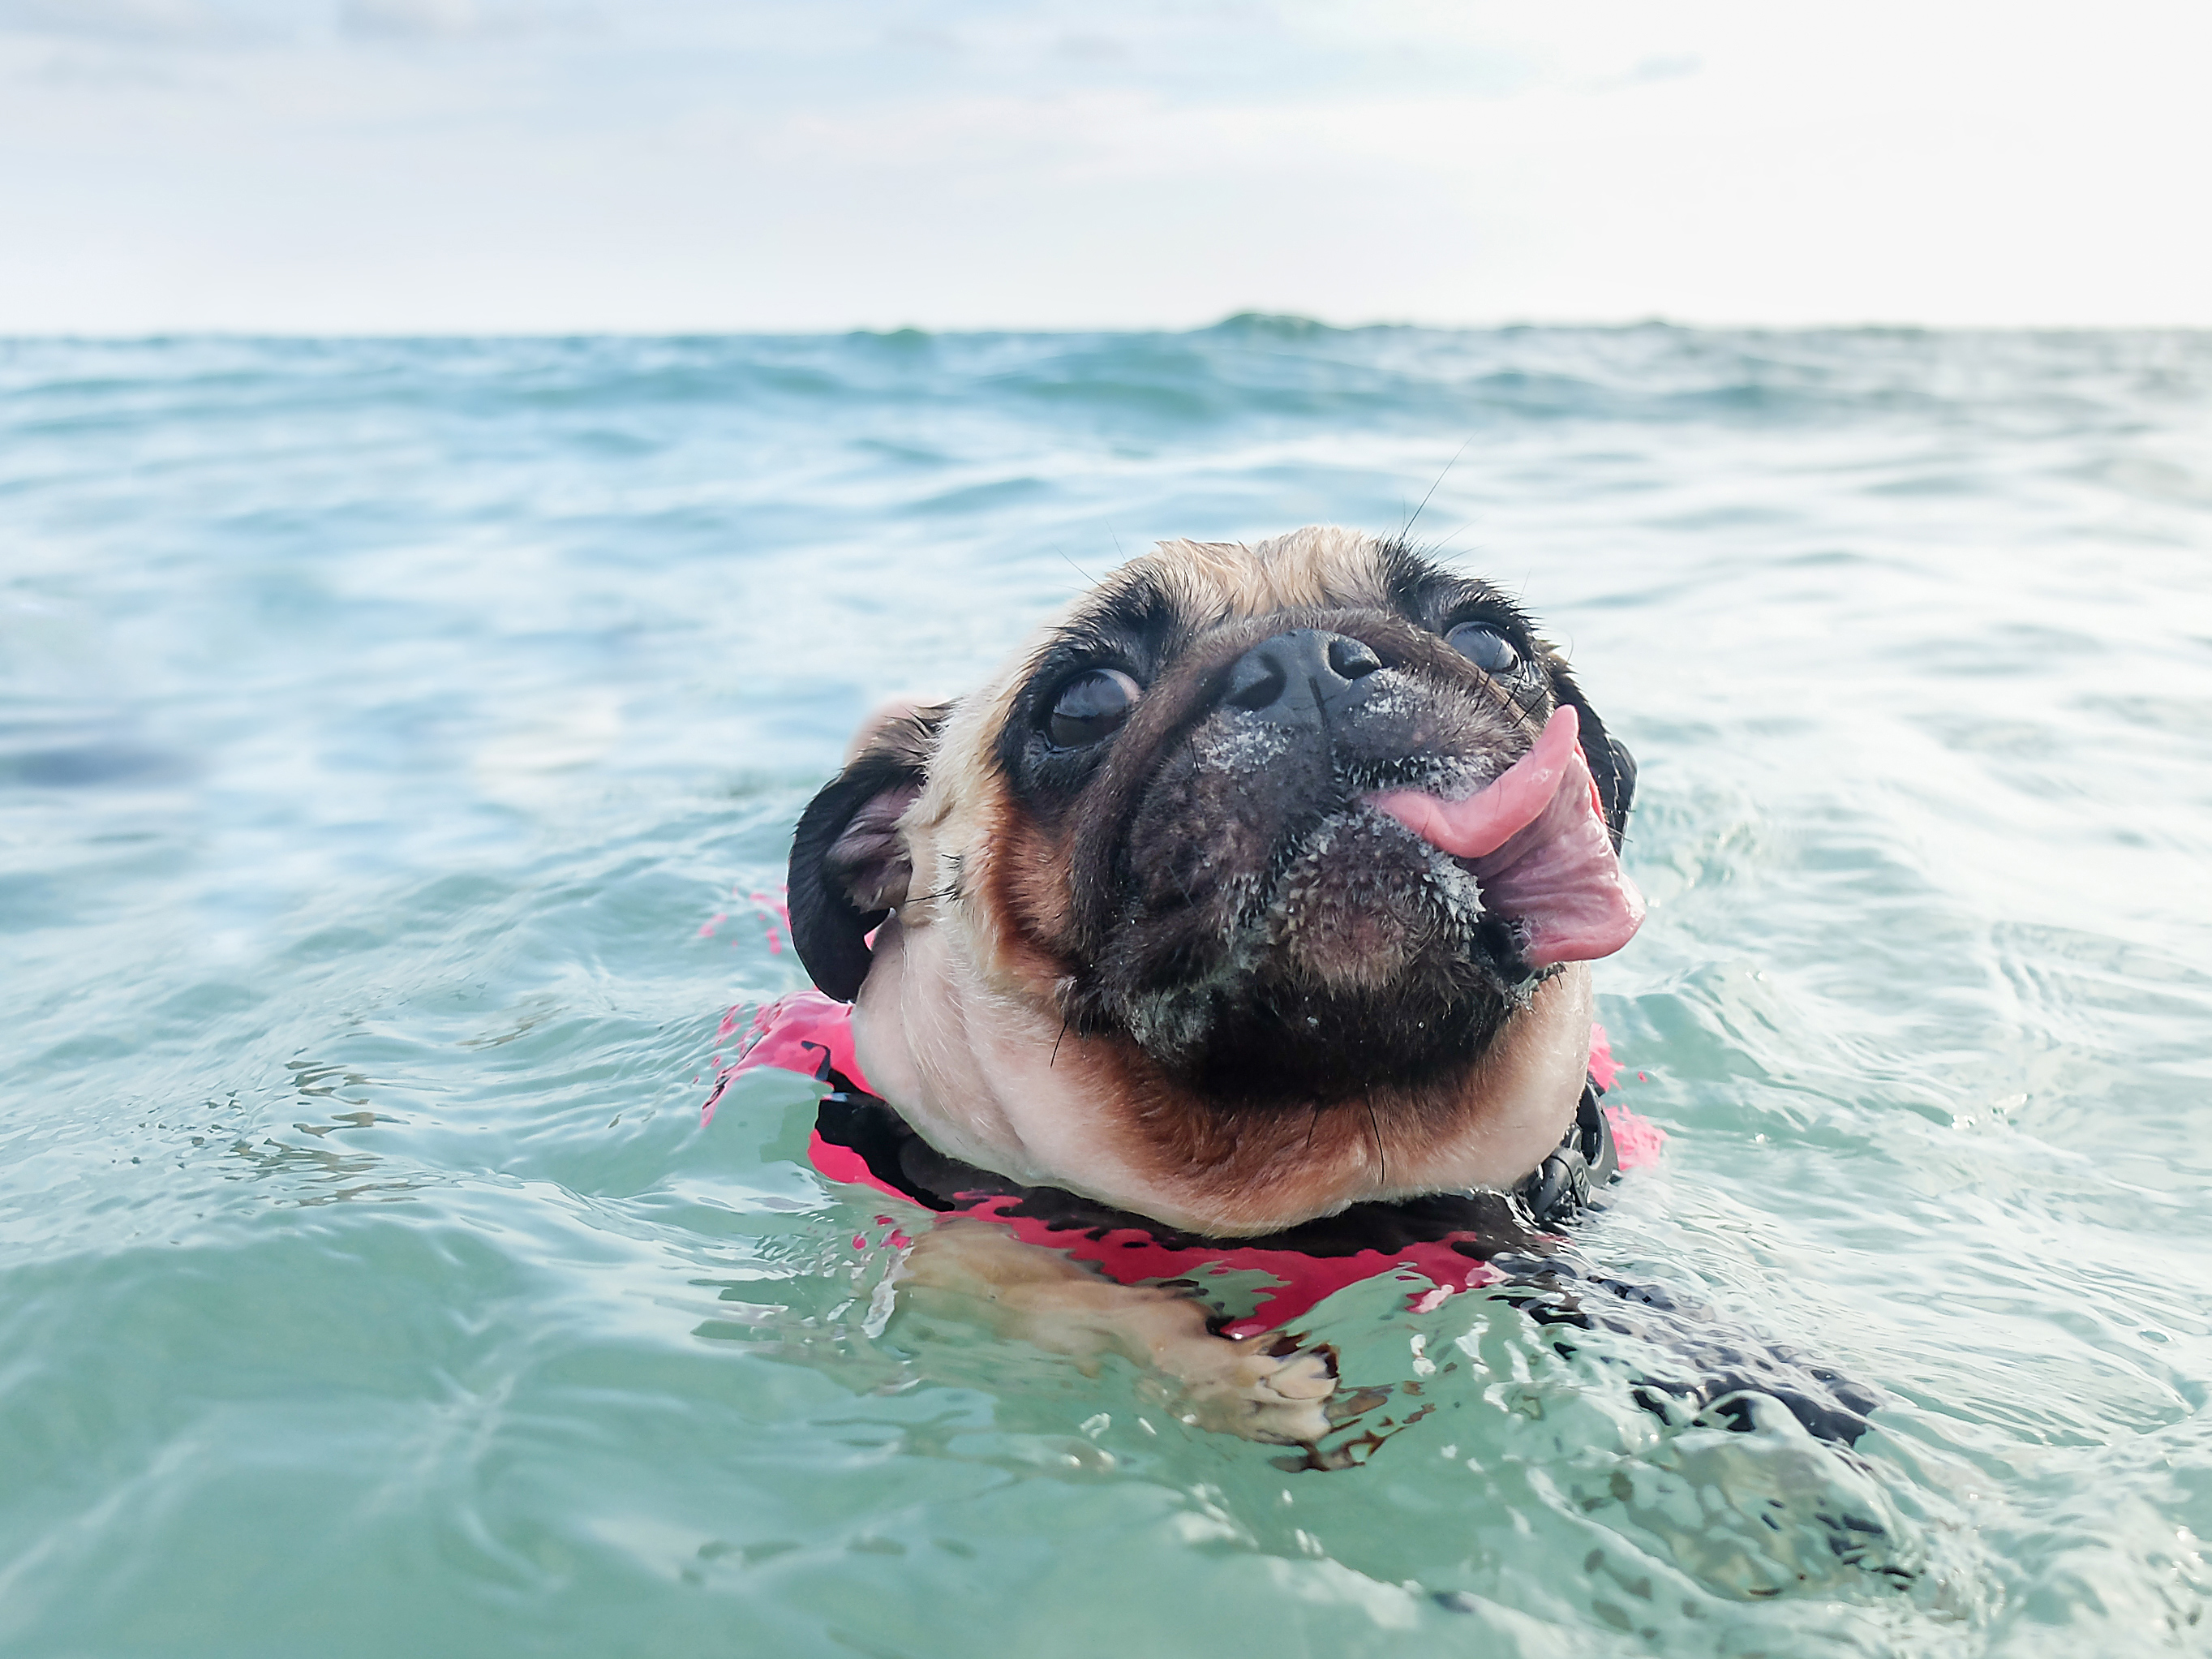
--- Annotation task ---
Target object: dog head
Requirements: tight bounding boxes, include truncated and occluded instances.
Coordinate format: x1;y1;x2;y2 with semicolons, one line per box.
788;527;1643;1234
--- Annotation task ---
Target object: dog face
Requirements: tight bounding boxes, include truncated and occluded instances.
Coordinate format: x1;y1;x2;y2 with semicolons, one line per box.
789;528;1643;1235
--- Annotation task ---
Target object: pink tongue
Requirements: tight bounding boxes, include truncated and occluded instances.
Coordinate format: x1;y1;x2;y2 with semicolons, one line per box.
1366;705;1645;967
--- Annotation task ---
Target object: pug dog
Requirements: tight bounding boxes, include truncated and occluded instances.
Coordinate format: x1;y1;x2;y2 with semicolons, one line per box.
778;526;1678;1445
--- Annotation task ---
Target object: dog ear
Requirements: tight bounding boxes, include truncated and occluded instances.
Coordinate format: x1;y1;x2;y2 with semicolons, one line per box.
1544;661;1636;850
788;701;952;1002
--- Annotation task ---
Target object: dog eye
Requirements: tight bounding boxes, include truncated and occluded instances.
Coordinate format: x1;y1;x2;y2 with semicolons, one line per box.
1046;668;1142;749
1446;622;1522;676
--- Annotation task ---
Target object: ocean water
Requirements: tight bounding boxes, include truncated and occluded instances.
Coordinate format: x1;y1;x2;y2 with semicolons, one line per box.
3;321;2210;1657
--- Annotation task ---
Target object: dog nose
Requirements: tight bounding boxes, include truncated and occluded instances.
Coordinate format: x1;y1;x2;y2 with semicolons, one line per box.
1222;629;1385;725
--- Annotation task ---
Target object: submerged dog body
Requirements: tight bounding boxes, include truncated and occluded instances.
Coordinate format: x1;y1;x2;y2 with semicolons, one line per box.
775;534;1887;1454
789;527;1644;1237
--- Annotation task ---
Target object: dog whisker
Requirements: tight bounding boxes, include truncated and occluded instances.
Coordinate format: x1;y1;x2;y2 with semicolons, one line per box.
1398;436;1475;545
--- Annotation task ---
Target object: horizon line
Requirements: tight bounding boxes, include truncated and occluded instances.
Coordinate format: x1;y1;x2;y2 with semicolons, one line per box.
6;312;2211;343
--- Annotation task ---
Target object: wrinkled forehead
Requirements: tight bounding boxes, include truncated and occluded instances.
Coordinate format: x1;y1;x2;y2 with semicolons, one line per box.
1106;530;1402;621
1049;528;1510;660
1054;528;1412;656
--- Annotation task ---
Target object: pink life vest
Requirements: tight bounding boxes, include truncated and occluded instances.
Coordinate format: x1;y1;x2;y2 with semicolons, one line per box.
708;991;1662;1338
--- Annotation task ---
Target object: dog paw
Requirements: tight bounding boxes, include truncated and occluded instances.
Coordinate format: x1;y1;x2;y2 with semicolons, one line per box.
1167;1338;1342;1445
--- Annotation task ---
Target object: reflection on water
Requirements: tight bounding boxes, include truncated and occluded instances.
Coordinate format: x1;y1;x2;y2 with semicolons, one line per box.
2;326;2210;1656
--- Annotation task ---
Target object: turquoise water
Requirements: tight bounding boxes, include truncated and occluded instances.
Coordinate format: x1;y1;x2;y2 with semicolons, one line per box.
4;323;2210;1656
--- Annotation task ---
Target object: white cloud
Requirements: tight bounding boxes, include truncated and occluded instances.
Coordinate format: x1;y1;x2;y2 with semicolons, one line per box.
338;0;479;37
0;0;2206;330
0;0;286;42
337;0;590;41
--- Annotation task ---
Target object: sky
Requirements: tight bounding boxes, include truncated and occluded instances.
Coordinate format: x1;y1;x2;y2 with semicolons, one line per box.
1;0;2208;333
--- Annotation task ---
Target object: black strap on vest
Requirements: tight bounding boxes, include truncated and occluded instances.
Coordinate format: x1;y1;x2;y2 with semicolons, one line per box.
816;1066;1619;1240
1513;1081;1618;1227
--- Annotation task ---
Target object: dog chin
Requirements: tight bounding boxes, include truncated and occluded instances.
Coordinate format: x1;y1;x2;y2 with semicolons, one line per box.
853;909;1602;1236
